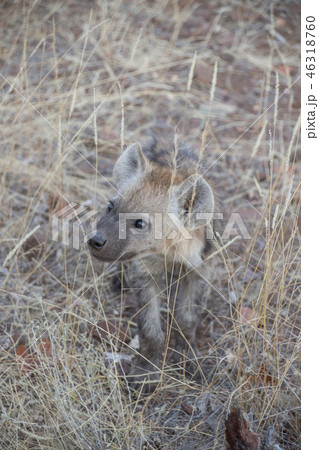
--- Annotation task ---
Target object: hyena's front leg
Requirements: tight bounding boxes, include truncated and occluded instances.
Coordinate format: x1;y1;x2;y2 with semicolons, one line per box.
129;277;165;392
171;276;207;377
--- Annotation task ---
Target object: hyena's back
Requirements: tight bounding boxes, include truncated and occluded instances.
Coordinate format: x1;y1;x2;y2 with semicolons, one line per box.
142;136;205;173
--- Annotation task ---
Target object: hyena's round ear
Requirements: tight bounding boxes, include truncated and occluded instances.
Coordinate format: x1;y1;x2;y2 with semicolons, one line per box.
174;174;214;229
113;144;147;188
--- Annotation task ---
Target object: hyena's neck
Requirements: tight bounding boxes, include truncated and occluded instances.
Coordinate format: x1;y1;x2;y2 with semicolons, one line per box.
157;235;204;269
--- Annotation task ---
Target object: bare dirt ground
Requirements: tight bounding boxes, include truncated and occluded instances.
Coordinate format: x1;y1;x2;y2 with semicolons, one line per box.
0;1;300;448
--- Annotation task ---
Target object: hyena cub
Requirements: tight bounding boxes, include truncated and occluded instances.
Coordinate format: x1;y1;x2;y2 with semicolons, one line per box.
88;139;218;391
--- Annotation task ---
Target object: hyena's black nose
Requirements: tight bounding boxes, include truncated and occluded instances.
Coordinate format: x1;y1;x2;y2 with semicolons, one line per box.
88;232;107;250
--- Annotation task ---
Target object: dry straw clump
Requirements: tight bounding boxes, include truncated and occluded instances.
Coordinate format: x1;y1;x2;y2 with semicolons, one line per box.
0;1;300;448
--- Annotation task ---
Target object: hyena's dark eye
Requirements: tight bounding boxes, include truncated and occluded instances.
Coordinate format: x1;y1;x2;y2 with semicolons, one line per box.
134;219;146;229
107;201;114;212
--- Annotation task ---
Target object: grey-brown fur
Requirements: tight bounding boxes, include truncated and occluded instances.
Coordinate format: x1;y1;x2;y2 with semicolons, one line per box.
88;138;219;392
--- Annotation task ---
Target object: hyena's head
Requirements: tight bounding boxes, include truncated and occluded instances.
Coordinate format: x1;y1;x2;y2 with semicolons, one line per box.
88;143;214;263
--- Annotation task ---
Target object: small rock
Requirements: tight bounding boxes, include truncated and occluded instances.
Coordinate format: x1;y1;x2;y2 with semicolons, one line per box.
181;403;193;415
225;407;259;450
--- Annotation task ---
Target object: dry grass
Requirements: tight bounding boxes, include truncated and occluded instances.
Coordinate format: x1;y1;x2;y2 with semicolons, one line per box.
0;1;300;448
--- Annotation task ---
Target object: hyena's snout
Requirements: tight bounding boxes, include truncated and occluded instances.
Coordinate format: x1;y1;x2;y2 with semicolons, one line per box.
87;231;107;250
